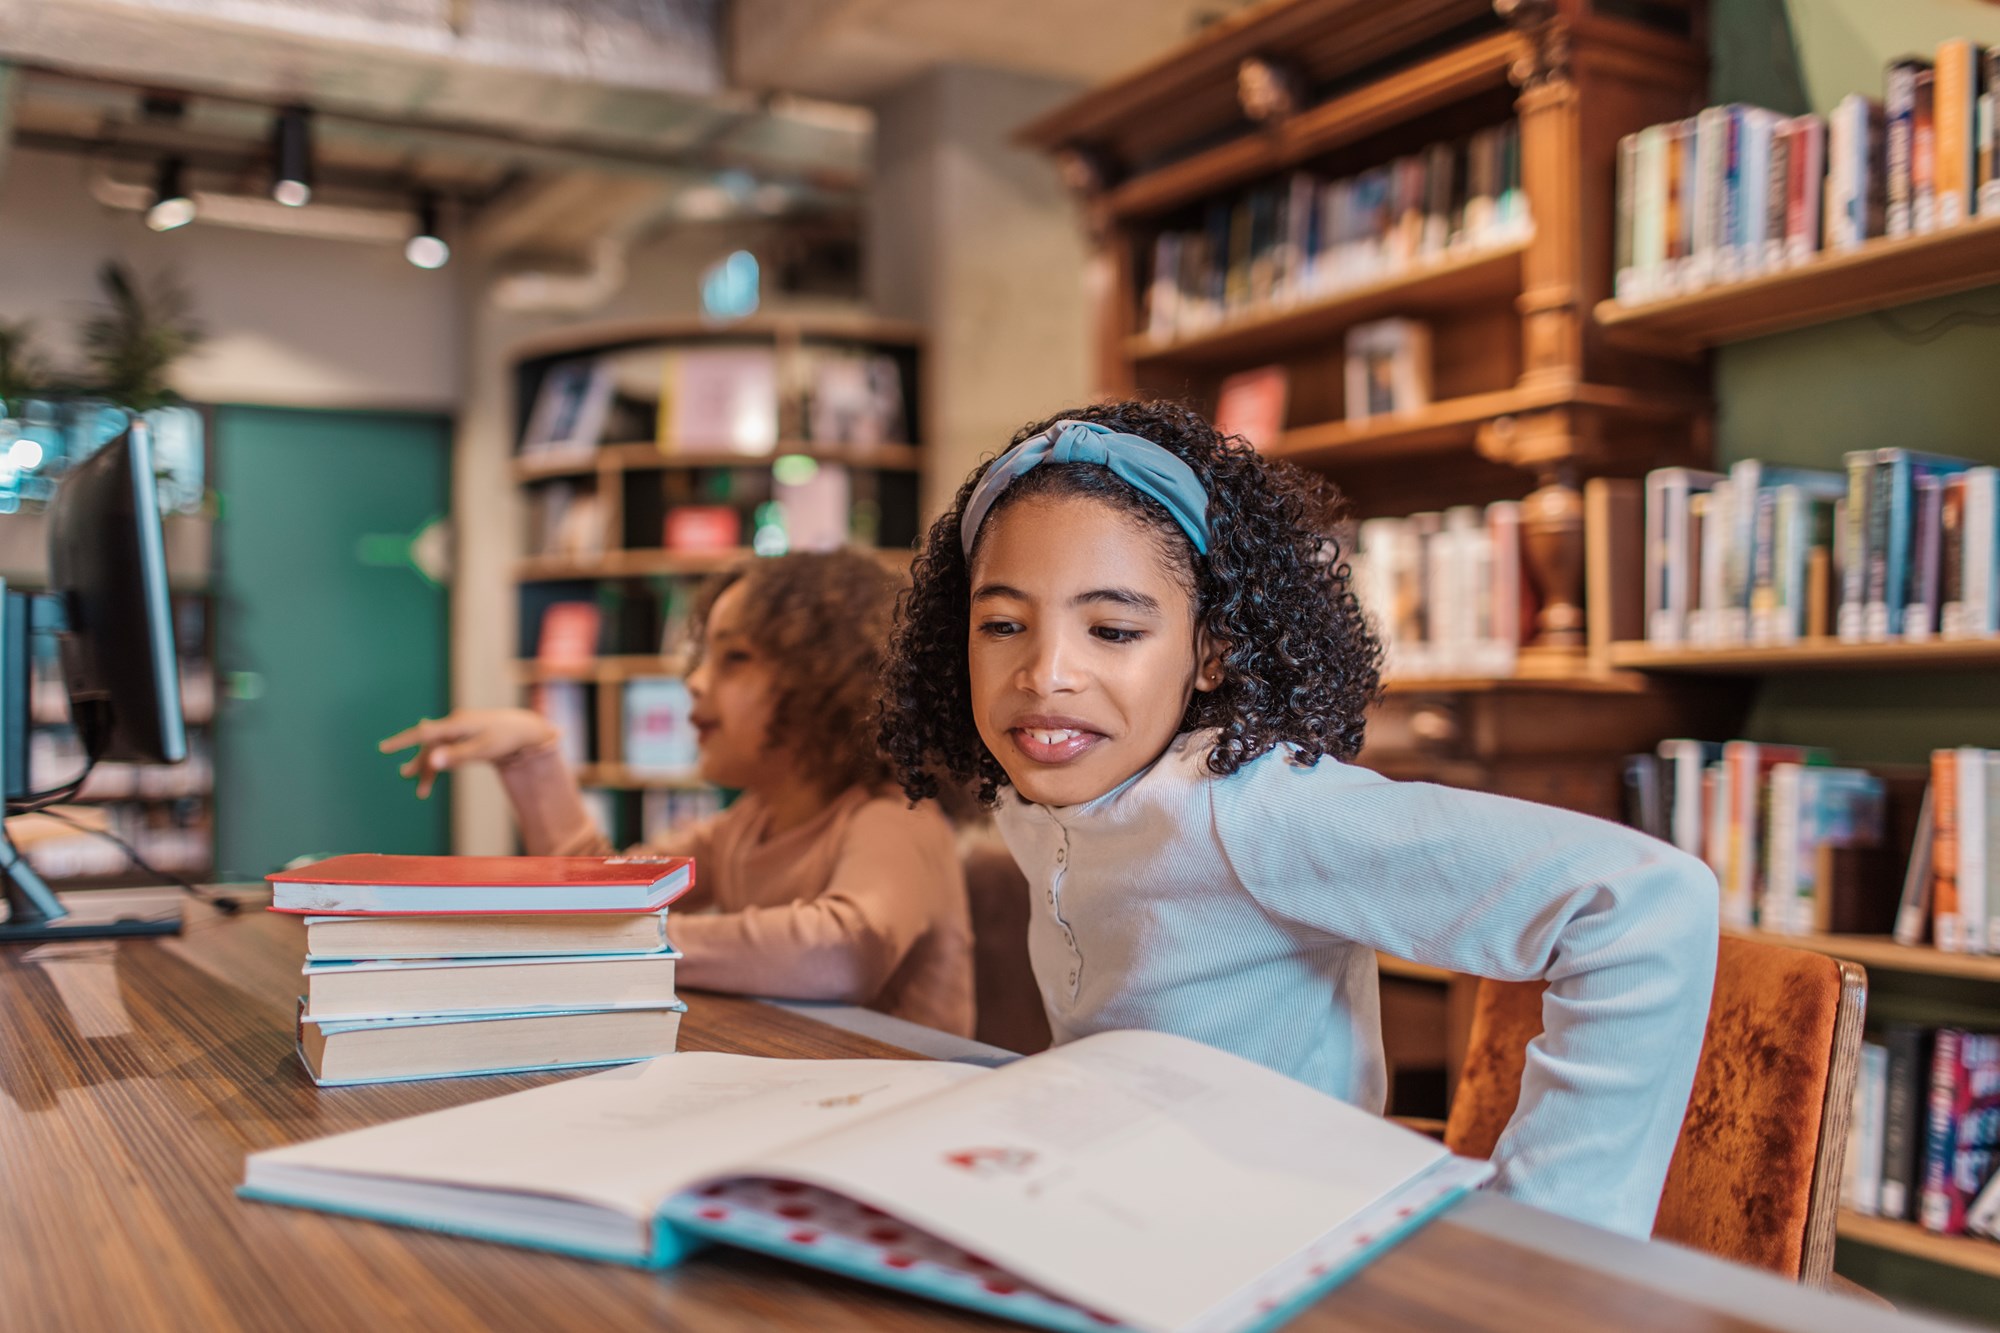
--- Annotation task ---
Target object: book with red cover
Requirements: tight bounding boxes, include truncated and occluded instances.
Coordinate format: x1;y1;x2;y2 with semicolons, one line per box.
268;854;694;916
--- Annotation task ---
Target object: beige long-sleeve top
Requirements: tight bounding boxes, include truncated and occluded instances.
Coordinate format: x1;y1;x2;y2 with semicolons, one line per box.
498;740;975;1038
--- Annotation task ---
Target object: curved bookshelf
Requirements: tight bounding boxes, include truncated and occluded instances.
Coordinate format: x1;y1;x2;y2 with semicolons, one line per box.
515;441;923;484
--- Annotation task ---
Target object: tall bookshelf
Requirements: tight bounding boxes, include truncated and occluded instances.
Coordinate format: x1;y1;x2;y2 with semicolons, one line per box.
505;314;924;847
1022;0;1725;816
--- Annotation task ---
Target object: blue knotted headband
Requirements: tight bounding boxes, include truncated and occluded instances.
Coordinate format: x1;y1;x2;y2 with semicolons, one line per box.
958;419;1211;560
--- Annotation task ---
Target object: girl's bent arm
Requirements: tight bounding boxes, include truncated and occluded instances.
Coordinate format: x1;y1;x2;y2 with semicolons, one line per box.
1213;755;1718;1239
669;798;958;1008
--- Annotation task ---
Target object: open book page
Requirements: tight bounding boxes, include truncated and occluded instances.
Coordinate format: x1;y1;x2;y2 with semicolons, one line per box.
716;1029;1452;1333
248;1054;981;1221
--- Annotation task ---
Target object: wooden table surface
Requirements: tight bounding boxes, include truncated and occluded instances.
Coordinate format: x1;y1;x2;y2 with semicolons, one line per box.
0;897;1929;1332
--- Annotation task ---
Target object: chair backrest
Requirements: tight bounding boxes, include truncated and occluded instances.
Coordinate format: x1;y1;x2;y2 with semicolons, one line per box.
1441;935;1866;1285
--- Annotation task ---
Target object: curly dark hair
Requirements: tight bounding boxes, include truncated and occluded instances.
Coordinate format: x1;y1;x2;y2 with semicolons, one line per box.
694;550;899;795
880;399;1382;805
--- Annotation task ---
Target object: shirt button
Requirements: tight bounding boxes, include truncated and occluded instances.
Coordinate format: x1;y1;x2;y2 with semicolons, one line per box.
1068;970;1077;984
1046;890;1055;905
1055;847;1067;864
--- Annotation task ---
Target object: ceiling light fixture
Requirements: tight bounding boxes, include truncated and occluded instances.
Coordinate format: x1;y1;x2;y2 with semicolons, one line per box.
146;158;196;232
270;105;314;207
404;192;450;269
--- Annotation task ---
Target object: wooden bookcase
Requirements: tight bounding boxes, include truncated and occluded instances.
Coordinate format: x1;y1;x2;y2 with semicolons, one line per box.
505;315;924;841
1021;0;1727;816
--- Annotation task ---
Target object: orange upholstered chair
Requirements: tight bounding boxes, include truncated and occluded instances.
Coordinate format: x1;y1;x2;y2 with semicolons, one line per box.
1441;935;1866;1286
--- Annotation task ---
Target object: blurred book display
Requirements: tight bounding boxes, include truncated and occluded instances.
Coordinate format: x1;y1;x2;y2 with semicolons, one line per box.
267;854;690;1086
1614;38;2000;305
1342;319;1431;422
522;359;615;459
1840;1026;2000;1243
1352;503;1529;680
1641;455;2000;649
659;348;780;456
1142;121;1528;343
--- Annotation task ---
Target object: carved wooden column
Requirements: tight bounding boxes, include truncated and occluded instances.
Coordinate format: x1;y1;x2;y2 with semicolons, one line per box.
1494;0;1587;669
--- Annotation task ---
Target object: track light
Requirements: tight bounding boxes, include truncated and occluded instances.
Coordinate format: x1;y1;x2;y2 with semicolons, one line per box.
404;192;449;269
271;105;314;207
146;158;195;232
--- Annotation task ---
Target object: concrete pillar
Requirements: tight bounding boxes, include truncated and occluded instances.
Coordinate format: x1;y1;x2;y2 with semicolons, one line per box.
868;65;1091;520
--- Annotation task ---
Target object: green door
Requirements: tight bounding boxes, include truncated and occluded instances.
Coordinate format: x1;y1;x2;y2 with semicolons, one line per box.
213;406;451;878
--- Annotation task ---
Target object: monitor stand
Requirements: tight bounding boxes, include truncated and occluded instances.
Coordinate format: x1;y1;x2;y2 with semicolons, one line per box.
0;828;182;941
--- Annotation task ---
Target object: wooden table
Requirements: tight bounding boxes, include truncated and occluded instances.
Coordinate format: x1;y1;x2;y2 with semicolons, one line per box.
0;897;1941;1332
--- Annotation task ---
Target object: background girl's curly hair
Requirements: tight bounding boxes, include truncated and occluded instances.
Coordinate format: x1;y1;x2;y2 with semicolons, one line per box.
881;398;1382;805
696;550;898;794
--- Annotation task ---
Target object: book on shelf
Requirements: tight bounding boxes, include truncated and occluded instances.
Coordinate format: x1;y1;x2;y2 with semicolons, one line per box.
266;853;694;915
1141;120;1527;343
1760;764;1886;936
298;1003;686;1087
659;348;779;456
1982;49;2000;219
523;359;615;459
536;601;603;669
1342;319;1431;423
1212;365;1288;453
1353;501;1531;680
641;787;724;844
1845;1039;1890;1216
663;504;744;552
1921;1029;2000;1236
624;676;699;776
534;680;591;768
303;952;681;1023
805;352;906;448
304;908;675;961
241;1030;1492;1333
775;459;853;553
526;481;604;558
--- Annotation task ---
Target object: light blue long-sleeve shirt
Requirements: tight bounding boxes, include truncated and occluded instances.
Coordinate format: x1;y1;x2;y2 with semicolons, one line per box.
993;729;1719;1238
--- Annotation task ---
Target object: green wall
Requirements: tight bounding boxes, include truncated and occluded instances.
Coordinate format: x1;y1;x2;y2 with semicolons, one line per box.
1711;3;2000;1321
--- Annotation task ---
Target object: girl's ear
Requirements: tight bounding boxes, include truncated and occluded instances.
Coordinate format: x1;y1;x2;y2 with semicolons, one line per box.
1194;630;1228;693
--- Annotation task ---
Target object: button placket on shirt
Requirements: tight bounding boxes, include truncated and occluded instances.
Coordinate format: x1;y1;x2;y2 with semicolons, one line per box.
1048;833;1080;995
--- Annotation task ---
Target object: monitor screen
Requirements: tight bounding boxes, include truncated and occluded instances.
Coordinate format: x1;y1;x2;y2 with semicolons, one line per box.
47;422;186;766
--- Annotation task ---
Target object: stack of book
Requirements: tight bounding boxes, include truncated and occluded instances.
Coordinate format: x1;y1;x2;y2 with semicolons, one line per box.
1844;1024;2000;1244
268;853;692;1086
1143;120;1528;341
1615;38;2000;304
1642;452;2000;649
1923;746;2000;956
1353;501;1533;680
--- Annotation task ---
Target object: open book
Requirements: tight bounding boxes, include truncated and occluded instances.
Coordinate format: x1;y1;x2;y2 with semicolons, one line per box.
241;1030;1490;1333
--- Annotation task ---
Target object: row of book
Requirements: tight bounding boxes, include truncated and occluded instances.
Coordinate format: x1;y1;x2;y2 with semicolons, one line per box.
1614;39;2000;305
1643;453;2000;649
1844;1024;2000;1240
1622;740;1890;934
1143;121;1529;342
1352;501;1534;680
526;468;865;560
521;346;909;460
270;853;690;1085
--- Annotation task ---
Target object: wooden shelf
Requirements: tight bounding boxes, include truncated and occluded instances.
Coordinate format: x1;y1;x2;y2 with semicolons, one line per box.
515;442;922;483
1609;638;2000;674
514;550;753;582
507;313;925;365
1099;30;1521;221
1838;1211;2000;1279
1128;241;1526;368
1595;215;2000;356
1381;671;1651;695
1728;928;2000;984
576;764;709;791
515;654;688;684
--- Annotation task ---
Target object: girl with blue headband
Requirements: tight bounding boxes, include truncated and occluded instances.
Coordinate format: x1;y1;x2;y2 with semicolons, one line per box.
881;399;1718;1239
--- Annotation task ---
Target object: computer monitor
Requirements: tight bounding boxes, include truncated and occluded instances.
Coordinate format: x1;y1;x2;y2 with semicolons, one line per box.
0;421;188;941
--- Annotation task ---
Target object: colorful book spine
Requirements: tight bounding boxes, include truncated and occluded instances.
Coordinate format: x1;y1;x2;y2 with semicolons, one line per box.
1981;48;2000;217
1787;114;1826;265
1966;467;2000;637
1839;450;1874;643
1936;748;1965;952
1941;475;1969;638
1908;473;1946;641
1915;65;1939;233
1849;1040;1890;1216
1763;116;1792;272
1882;1023;1930;1220
1614;133;1638;301
1887;57;1928;237
1935;39;1981;228
1962;748;1992;957
1920;1028;1964;1232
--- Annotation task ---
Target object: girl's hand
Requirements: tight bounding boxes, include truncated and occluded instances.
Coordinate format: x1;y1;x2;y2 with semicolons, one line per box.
378;709;557;798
